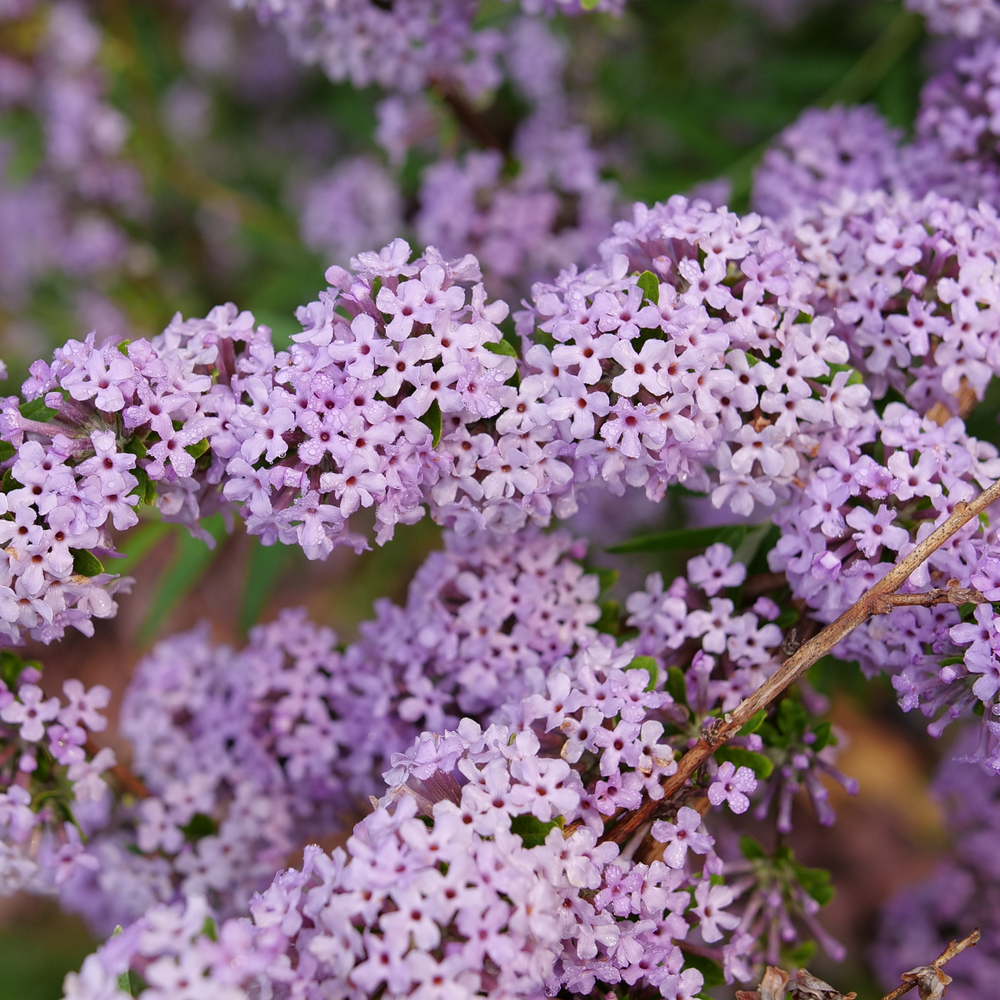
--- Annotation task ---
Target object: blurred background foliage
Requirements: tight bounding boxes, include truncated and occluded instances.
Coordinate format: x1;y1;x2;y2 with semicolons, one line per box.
0;0;963;996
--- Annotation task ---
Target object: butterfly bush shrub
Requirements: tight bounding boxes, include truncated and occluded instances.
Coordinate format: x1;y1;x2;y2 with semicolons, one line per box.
0;0;999;998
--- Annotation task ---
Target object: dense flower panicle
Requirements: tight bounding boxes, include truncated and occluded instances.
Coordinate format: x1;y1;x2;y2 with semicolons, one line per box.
61;719;726;1000
873;736;1000;999
752;105;905;222
52;528;605;930
352;527;603;731
905;40;1000;208
768;402;1000;769
233;0;624;98
0;2;141;310
903;0;1000;37
414;17;618;298
789;190;1000;413
0;661;116;898
520;195;869;520
0;304;277;643
300;157;405;266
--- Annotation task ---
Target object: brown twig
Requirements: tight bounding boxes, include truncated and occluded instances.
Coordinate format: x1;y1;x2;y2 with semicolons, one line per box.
85;738;150;800
598;478;1000;845
879;928;980;1000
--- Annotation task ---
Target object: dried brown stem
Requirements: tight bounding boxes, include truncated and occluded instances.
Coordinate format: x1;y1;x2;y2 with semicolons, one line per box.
85;738;150;800
598;478;1000;846
879;928;980;1000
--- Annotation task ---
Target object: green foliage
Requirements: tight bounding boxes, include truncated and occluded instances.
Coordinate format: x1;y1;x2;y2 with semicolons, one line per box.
636;270;660;304
138;514;228;640
715;744;774;778
240;536;297;634
420;399;443;448
71;549;105;577
0;649;39;690
680;951;725;988
665;666;688;707
18;398;57;422
738;709;767;736
180;812;217;842
626;655;659;691
607;523;755;555
510;813;561;848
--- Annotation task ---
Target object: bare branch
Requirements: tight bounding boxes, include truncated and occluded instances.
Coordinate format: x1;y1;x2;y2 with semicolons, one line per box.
879;928;980;1000
597;478;1000;845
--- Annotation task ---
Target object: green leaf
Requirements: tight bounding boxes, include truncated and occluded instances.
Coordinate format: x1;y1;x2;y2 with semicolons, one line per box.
510;813;561;848
782;939;818;967
130;466;157;508
715;745;774;779
626;655;658;691
181;812;217;842
114;520;172;576
680;952;725;988
18;398;57;422
484;339;518;358
606;523;749;555
117;340;132;355
846;369;865;385
0;468;21;492
665;665;688;707
792;860;835;906
595;566;619;595
738;709;767;736
419;399;443;448
184;437;210;460
138;514;227;640
0;440;14;462
71;549;105;577
777;698;808;738
240;536;296;634
810;720;835;752
595;598;621;636
201;917;218;942
0;650;40;690
636;270;659;304
739;835;767;861
124;437;148;460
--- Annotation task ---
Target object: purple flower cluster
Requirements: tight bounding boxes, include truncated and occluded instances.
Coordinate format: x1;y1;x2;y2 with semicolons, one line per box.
906;40;1000;208
904;0;1000;37
63;715;725;1000
414;18;618;297
0;306;275;643
766;401;1000;772
0;660;115;897
791;191;1000;414
52;528;605;931
0;2;141;310
752;105;905;223
235;0;624;98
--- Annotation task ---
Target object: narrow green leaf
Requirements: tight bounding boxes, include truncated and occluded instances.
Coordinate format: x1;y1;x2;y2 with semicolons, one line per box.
240;536;296;633
607;523;751;555
139;514;227;640
715;745;774;779
510;813;561;848
484;339;518;358
636;270;659;304
665;665;688;707
419;399;443;448
0;440;14;462
114;520;172;576
738;709;767;736
71;549;105;577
